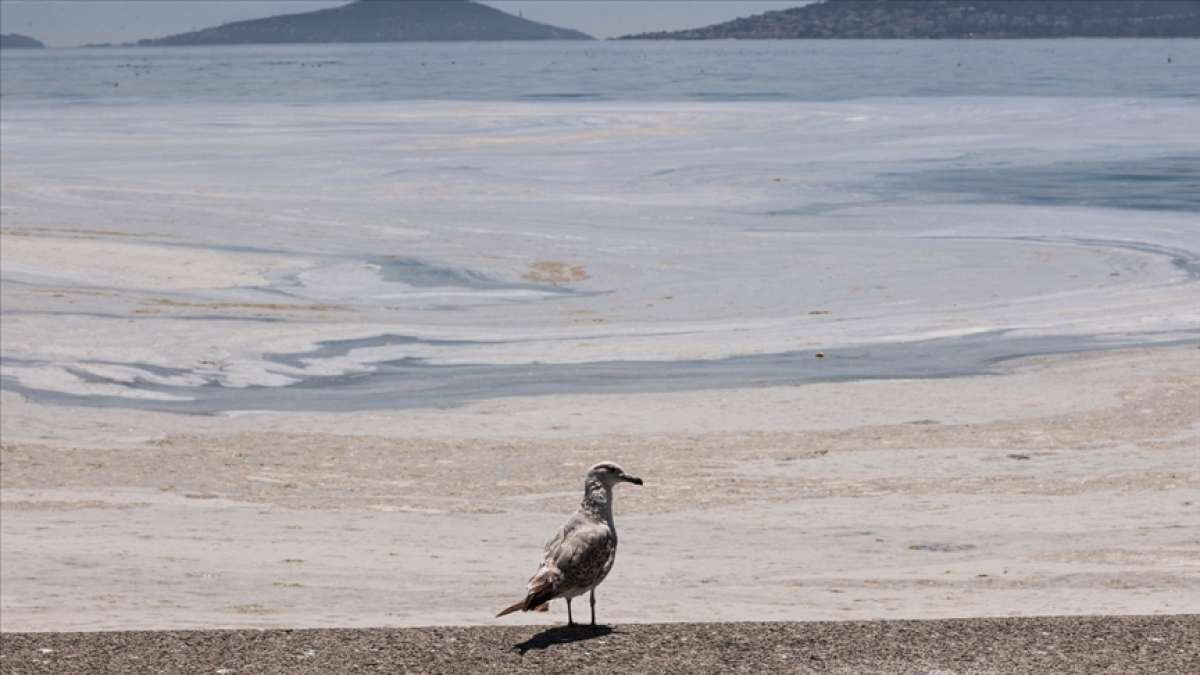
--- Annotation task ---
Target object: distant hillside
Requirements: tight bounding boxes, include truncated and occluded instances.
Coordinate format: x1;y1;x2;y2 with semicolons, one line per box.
138;0;591;46
622;0;1200;39
0;33;45;49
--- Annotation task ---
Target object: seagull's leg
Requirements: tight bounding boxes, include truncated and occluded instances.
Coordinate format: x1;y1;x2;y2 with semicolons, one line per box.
589;589;596;627
566;598;574;627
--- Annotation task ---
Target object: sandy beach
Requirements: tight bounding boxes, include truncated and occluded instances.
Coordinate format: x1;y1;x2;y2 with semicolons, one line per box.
2;344;1197;631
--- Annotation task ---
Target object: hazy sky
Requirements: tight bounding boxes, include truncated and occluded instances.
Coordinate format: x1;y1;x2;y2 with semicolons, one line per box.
0;0;807;47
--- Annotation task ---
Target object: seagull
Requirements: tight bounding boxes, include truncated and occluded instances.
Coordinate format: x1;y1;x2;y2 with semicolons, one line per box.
496;461;643;627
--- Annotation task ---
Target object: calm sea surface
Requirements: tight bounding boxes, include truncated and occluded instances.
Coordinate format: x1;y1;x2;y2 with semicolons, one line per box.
2;39;1198;106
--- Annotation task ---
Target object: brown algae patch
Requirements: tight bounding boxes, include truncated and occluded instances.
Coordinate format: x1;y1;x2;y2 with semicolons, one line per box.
523;261;589;285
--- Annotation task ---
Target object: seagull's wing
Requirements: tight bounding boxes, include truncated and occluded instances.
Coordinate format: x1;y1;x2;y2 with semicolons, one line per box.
550;520;615;590
550;521;606;570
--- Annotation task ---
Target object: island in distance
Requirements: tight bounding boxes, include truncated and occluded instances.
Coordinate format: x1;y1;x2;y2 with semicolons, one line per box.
623;0;1200;39
0;33;45;49
137;0;591;46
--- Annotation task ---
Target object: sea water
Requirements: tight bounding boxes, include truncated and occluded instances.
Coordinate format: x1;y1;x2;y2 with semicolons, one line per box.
1;40;1198;411
2;40;1198;104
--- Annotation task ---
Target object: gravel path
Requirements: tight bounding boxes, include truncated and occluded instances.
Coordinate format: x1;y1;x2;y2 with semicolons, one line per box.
3;615;1197;674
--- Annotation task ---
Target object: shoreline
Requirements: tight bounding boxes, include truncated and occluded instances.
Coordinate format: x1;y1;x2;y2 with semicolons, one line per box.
5;330;1197;415
2;91;1197;640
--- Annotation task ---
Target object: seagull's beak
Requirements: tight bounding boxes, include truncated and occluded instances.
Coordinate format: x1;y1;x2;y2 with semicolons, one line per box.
623;474;643;486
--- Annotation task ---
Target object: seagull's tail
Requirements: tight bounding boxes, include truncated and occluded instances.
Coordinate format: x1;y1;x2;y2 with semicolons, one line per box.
495;600;527;618
496;581;556;618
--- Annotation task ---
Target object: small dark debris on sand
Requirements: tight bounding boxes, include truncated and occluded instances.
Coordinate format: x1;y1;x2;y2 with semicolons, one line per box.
908;542;978;552
2;615;1197;674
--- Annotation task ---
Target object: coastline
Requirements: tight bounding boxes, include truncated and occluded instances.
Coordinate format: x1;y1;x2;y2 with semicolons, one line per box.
2;50;1198;642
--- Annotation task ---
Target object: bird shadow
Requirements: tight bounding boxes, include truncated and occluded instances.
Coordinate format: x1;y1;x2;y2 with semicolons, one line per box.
512;624;614;655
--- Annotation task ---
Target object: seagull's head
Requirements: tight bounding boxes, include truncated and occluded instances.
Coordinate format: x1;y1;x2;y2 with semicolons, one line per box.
587;461;643;488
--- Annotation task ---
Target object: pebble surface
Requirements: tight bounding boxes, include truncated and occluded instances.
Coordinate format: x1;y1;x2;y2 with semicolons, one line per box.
2;615;1197;674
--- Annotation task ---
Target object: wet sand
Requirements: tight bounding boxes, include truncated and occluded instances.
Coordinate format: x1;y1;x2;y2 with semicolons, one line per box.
3;615;1198;674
